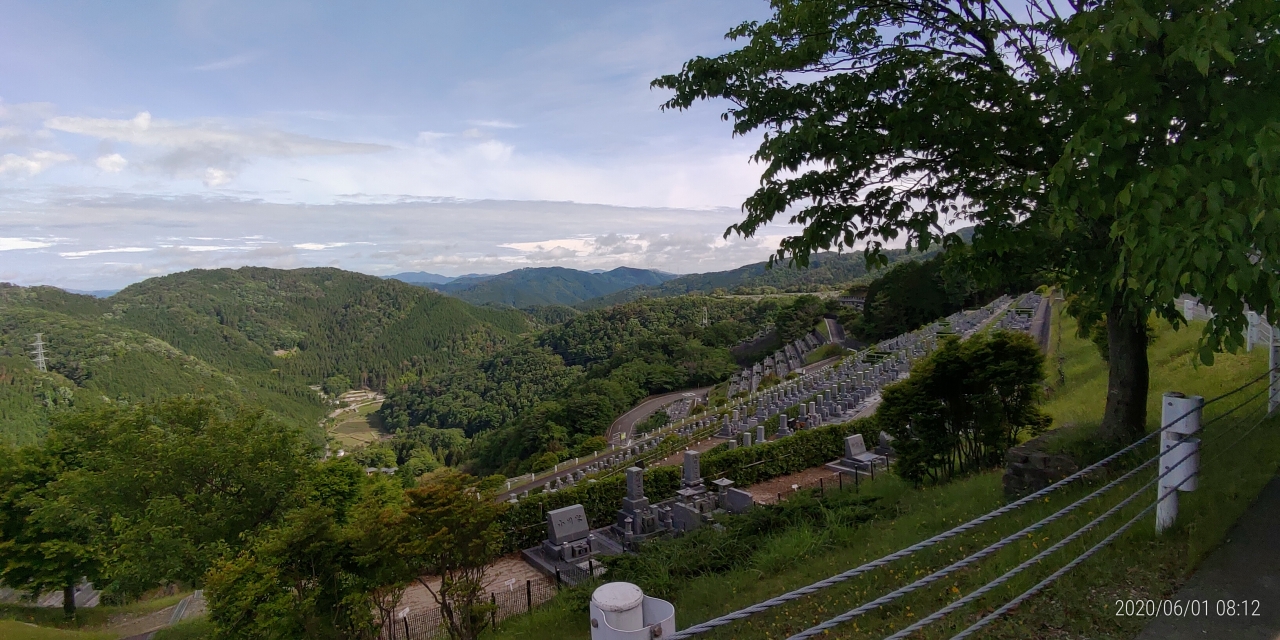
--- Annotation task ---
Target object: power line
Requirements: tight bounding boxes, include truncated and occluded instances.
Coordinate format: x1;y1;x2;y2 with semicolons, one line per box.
30;333;47;372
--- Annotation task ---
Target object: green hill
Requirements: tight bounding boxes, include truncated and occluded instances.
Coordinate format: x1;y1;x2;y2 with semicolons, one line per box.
107;267;533;389
432;266;676;308
578;249;925;309
0;283;323;446
0;268;536;446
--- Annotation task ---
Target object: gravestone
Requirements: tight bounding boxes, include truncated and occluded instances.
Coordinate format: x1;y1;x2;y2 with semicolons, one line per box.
547;504;590;545
724;488;754;514
777;414;792;437
682;451;702;487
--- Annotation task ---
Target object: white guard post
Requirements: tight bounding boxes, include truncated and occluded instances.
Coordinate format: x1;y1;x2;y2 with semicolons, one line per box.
1157;393;1202;534
1246;311;1259;352
590;582;676;639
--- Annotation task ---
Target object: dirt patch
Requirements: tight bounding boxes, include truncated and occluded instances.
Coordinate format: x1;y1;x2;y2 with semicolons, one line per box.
743;466;867;505
400;554;547;612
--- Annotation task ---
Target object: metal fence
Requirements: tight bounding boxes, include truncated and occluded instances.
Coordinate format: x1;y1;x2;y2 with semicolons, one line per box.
762;465;887;505
381;576;560;640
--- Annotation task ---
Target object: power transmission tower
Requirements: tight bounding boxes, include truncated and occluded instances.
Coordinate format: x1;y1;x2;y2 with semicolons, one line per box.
30;333;48;372
701;306;710;327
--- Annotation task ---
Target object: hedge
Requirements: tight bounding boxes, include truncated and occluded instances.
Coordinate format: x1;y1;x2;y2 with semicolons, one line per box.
702;416;877;486
498;416;880;552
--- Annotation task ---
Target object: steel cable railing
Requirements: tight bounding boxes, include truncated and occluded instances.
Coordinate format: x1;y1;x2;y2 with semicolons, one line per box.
946;400;1275;640
899;386;1279;640
668;365;1278;640
882;425;1237;640
789;392;1266;640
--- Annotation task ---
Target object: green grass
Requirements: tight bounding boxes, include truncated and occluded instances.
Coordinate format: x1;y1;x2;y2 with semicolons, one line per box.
0;621;116;640
491;299;1280;640
328;401;386;448
0;592;190;632
151;617;214;640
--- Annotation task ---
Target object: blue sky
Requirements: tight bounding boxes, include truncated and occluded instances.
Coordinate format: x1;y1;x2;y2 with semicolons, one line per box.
0;0;814;289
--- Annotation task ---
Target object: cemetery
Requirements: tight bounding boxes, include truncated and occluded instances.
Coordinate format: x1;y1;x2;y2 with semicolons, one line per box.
508;293;1034;581
522;450;756;583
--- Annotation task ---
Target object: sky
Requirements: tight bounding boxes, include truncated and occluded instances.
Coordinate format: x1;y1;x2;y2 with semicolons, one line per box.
0;0;803;290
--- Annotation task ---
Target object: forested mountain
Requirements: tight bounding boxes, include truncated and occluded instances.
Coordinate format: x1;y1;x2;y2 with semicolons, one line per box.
0;268;535;445
379;295;786;475
380;271;455;285
107;267;532;389
420;266;677;308
579;249;925;308
0;284;326;446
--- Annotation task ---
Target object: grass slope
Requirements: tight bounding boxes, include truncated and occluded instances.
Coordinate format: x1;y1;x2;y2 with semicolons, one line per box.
493;304;1280;640
0;621;114;640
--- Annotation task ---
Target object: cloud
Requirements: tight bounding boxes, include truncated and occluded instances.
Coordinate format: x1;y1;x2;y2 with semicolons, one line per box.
499;237;595;254
59;247;152;258
0;194;816;290
95;153;128;172
416;131;450;144
0;150;75;176
294;242;350;250
467;119;519;129
0;238;54;251
193;52;257;71
47;112;388;157
44;111;391;186
203;167;232;187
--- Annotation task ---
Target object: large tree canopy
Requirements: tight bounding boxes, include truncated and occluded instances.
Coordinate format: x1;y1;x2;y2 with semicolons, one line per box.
657;0;1280;441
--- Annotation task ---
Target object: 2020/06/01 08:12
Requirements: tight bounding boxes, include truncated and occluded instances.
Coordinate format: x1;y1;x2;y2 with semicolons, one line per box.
1115;599;1261;617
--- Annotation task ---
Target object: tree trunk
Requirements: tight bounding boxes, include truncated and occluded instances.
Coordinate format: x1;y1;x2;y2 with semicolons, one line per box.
62;583;76;619
1099;307;1150;443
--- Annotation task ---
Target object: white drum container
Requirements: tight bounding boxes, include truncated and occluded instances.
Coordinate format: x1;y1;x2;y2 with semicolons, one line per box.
593;582;644;631
589;582;677;639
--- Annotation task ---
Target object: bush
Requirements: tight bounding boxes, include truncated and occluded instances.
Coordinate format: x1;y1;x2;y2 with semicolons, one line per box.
877;330;1050;485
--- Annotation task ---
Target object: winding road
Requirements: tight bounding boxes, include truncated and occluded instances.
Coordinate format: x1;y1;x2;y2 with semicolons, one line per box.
605;387;712;444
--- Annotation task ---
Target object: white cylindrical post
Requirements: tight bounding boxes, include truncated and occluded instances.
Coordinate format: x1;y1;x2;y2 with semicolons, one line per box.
1157;392;1203;534
589;582;675;639
593;583;644;632
1247;311;1260;352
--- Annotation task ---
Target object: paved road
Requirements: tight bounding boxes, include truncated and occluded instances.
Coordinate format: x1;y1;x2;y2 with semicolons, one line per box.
605;387;712;444
496;356;849;501
1134;474;1280;640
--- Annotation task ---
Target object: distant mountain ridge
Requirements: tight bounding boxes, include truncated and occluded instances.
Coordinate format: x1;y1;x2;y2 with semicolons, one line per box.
578;249;928;309
381;271;456;285
389;266;678;308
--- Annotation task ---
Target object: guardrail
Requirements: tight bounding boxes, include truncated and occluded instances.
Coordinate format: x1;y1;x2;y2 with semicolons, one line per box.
663;351;1280;640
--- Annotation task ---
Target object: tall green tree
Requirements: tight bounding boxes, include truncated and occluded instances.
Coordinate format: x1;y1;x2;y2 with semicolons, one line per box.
0;445;102;618
45;398;314;598
656;0;1280;442
396;469;506;640
205;463;410;640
